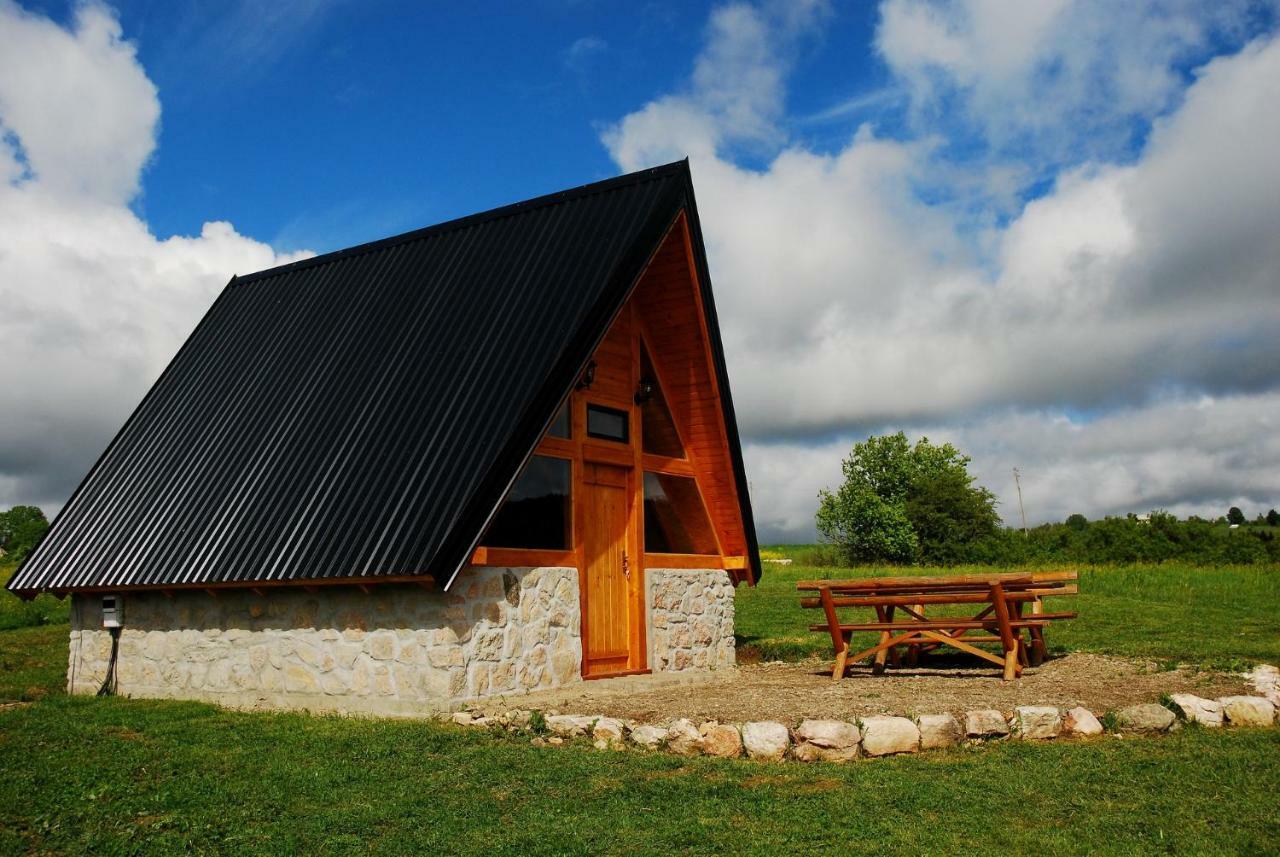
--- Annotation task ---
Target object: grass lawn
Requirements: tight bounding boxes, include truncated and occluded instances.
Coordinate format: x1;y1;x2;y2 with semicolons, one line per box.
736;550;1280;670
2;558;1278;854
1;672;1277;854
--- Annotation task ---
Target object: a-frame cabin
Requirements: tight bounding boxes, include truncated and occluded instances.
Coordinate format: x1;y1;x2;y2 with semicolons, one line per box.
475;207;754;676
8;160;759;709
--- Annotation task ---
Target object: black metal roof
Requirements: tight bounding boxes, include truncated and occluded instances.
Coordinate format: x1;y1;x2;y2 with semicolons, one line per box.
8;160;760;595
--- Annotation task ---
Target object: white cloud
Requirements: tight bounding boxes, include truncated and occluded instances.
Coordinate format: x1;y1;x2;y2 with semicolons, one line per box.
605;0;1280;540
0;2;309;511
604;0;831;168
748;390;1280;538
875;0;1256;161
0;1;158;204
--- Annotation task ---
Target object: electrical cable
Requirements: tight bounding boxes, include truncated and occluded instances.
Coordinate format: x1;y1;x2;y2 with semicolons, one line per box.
97;625;121;696
69;597;82;693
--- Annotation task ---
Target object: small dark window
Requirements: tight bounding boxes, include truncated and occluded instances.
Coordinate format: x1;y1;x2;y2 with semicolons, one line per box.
546;402;570;439
483;455;571;550
643;472;719;554
586;404;629;443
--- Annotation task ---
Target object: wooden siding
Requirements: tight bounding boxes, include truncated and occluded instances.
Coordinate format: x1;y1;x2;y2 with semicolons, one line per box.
632;215;748;559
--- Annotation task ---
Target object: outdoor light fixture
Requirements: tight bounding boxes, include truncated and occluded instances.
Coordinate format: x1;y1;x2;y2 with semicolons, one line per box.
576;360;597;390
634;378;655;405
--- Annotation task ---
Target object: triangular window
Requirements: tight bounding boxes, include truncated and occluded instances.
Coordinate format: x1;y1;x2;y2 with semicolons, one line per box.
639;345;685;458
643;472;718;554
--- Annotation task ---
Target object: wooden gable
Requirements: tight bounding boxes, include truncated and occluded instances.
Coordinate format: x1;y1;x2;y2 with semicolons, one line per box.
630;213;750;564
474;211;751;577
471;207;754;678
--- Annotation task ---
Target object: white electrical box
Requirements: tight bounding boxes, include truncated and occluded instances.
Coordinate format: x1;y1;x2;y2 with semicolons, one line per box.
102;594;123;628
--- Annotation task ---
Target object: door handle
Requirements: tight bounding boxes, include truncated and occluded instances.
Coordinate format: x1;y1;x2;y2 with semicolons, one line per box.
622;551;630;578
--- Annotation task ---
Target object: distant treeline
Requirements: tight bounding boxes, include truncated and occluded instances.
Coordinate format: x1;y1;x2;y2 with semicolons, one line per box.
966;512;1280;566
805;511;1280;567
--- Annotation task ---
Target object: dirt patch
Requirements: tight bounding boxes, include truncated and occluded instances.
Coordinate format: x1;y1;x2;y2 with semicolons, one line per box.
476;654;1250;723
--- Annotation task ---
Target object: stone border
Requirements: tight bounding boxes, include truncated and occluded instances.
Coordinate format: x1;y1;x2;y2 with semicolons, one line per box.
443;677;1279;763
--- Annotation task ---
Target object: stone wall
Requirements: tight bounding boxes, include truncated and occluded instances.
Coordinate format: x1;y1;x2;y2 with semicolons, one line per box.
67;566;581;715
646;568;735;672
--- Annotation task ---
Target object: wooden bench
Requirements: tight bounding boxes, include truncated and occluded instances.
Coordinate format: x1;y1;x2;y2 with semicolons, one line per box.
797;571;1078;681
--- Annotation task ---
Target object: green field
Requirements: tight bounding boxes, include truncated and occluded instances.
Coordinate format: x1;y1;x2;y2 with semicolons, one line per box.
1;556;1279;854
737;550;1280;670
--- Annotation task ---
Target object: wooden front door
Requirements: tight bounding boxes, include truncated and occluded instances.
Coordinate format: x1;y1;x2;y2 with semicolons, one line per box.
581;462;637;676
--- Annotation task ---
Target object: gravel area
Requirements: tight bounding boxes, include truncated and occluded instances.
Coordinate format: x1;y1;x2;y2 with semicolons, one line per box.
475;654;1250;723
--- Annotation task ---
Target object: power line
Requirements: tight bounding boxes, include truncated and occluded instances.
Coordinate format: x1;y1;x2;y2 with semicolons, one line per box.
1008;470;1029;537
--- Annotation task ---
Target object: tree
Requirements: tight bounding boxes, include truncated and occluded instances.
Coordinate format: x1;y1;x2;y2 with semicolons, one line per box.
815;486;917;564
1268;509;1279;527
1065;513;1088;531
0;505;49;562
816;432;998;564
1227;506;1246;526
905;468;1000;564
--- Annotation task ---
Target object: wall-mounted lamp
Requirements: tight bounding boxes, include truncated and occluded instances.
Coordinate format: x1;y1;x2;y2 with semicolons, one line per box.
634;378;655;405
576;360;597;390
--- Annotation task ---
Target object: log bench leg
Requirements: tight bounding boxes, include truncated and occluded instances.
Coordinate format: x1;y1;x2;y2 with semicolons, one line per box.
873;606;892;674
1029;626;1046;666
1003;644;1019;681
831;641;850;681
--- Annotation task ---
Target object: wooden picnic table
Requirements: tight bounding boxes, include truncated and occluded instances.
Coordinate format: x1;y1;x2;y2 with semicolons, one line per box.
798;571;1077;681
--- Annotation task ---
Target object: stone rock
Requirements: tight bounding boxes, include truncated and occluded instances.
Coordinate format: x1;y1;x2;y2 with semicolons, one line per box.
792;719;860;762
1168;694;1223;727
1014;706;1062;740
1219;695;1276;727
1244;664;1278;697
965;709;1010;739
860;716;920;757
699;722;743;758
283;664;318;694
917;714;963;749
592;717;626;746
665;719;704;756
550;651;578;685
367;632;396;661
545;714;595;738
629;724;669;750
1114;703;1176;732
503;710;533;730
794;719;861;749
1062;707;1104;737
741;721;790;761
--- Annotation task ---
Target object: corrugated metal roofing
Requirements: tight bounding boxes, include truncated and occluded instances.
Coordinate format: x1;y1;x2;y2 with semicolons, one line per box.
9;160;759;595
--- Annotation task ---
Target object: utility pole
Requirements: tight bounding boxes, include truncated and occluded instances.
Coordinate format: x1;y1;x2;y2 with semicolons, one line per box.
1013;467;1029;537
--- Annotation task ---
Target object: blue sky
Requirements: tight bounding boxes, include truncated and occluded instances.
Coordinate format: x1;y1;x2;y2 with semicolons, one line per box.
21;0;887;250
2;0;1279;540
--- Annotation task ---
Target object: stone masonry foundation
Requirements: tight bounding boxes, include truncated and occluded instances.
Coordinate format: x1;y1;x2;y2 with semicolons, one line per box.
646;568;736;672
68;566;582;716
68;566;736;714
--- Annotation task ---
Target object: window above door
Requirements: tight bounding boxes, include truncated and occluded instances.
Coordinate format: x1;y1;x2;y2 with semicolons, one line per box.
586;403;629;443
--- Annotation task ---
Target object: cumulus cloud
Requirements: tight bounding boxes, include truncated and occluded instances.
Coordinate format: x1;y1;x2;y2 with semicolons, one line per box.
0;1;158;203
0;2;309;511
604;0;1280;539
876;0;1262;164
604;0;831;167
